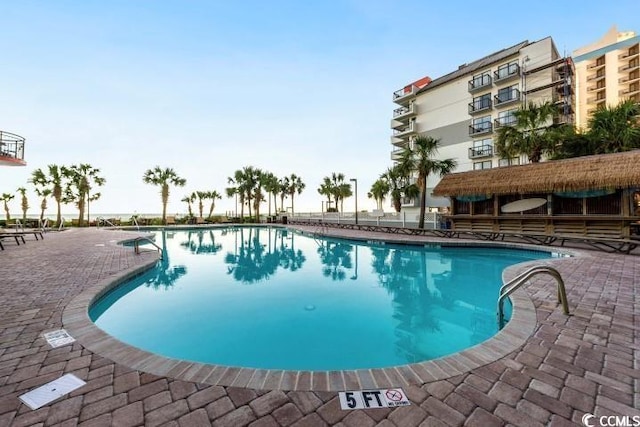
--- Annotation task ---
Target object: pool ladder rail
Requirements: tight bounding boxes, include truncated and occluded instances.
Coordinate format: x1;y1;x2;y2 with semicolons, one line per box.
132;236;164;260
497;265;569;329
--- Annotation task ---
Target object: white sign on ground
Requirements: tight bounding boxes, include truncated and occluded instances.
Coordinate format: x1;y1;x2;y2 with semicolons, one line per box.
338;388;411;410
43;329;75;348
19;374;86;410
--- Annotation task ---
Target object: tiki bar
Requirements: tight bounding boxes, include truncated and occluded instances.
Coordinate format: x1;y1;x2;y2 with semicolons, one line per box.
432;150;640;248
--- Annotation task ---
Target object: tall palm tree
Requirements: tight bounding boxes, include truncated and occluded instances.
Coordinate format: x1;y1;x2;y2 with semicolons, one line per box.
399;135;456;228
251;168;265;221
16;187;29;222
336;182;352;213
317;176;334;211
207;190;222;218
142;167;186;225
29;169;52;222
262;172;280;216
62;164;106;226
368;178;390;210
285;174;305;215
225;185;242;218
588;99;640;153
1;193;14;222
34;188;52;222
495;101;559;162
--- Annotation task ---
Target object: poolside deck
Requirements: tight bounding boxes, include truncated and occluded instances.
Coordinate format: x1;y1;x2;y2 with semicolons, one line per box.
0;227;638;426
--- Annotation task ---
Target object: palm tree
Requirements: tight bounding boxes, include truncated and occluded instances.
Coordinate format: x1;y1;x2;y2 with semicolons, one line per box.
382;167;405;213
207;190;222;218
195;191;207;219
368;178;390;210
278;178;289;213
29;169;52;222
251;168;265;221
62;164;106;226
285;174;305;214
1;193;14;222
588;99;640;153
17;187;29;222
31;165;64;226
317;176;334;211
399;135;456;228
225;185;242;218
336;182;352;213
262;172;280;217
181;195;194;217
143;167;186;225
34;188;52;222
495;101;559;162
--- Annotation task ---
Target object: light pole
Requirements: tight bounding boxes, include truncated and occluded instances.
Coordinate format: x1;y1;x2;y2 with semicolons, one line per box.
349;178;358;225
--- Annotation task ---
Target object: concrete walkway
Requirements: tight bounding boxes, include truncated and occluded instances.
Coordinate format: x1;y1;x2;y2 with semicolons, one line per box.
0;227;638;426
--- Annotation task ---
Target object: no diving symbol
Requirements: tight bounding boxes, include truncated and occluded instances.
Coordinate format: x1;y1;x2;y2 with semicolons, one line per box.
386;389;403;401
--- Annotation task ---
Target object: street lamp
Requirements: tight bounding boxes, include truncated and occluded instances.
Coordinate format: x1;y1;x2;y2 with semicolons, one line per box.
349;178;358;225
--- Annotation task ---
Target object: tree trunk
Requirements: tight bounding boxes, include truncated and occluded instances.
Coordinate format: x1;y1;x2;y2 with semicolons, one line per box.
418;175;427;229
40;198;47;221
290;192;295;214
208;202;215;218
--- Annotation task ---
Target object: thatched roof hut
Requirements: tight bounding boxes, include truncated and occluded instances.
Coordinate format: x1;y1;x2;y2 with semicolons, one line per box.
432;151;640;197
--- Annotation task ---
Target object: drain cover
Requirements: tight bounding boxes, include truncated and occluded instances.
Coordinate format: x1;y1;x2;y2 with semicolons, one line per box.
43;329;75;348
19;374;86;410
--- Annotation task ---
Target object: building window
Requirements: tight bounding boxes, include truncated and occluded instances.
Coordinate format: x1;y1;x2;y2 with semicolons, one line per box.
498;157;520;167
472;116;491;131
473;160;492;170
497;110;517;127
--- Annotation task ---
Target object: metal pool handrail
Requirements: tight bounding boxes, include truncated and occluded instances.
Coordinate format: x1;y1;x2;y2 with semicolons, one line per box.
497;265;569;329
132;236;163;260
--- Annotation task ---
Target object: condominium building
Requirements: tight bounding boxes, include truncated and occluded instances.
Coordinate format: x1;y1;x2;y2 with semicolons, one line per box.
390;37;573;214
573;26;640;129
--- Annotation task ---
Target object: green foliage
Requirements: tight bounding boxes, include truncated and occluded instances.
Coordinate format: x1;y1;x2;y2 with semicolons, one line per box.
143;166;186;225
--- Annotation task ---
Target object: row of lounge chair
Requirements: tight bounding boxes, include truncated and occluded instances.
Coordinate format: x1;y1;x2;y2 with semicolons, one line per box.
0;229;44;250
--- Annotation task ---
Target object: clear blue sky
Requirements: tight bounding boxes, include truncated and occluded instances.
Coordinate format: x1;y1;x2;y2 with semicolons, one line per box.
1;0;638;217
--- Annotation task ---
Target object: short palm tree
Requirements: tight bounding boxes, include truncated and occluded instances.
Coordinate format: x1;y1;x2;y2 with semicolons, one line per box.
35;188;52;222
262;172;280;216
588;99;640;153
62;164;105;226
17;187;29;222
399;135;456;228
31;165;64;226
1;193;14;222
181;195;194;217
286;174;305;214
368;178;390;210
495;101;558;162
196;191;207;219
382;166;404;213
143;167;186;225
207;190;222;218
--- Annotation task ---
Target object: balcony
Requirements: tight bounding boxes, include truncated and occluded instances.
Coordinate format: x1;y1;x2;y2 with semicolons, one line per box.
392;121;416;138
390;148;404;161
469;122;493;136
468;74;492;93
393;84;419;105
468;98;492;115
494;116;517;129
587;62;605;71
494;89;521;107
618;50;639;61
586;73;606;82
619;86;640;97
587;96;607;105
494;64;520;84
619;63;640;72
392;103;416;120
619;74;640;84
586;84;606;93
0;131;26;166
468;145;493;159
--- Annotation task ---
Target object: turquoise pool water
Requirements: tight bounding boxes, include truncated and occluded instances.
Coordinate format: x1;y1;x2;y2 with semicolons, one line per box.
90;226;551;371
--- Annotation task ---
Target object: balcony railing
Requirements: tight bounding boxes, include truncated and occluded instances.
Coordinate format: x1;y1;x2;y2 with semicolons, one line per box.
393;103;415;118
469;122;493;136
393;84;419;102
468;98;492;114
494;88;521;107
619;50;639;60
587;62;605;70
494;64;520;83
392;121;415;136
468;74;492;92
587;96;607;104
619;87;640;97
619;63;640;72
586;73;606;82
0;131;26;166
619;74;640;84
468;145;493;159
494;116;517;129
587;85;606;93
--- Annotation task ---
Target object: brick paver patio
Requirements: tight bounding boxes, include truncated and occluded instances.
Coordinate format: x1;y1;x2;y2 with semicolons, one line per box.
0;227;638;426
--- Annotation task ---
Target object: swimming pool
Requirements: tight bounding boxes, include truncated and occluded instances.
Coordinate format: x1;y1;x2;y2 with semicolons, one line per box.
90;226;551;371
